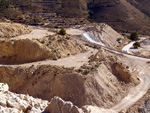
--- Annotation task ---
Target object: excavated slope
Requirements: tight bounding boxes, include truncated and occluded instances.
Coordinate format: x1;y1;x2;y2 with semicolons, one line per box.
84;24;124;49
0;50;139;109
67;24;125;49
0;35;87;64
0;39;52;64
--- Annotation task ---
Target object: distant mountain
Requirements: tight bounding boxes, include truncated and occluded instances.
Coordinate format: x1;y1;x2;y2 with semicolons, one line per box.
88;0;150;34
1;0;150;34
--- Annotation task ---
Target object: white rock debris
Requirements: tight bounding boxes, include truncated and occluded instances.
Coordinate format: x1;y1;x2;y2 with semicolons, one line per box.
0;83;49;113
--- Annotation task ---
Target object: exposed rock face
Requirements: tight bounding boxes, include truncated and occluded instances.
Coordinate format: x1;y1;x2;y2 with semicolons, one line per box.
112;63;139;84
0;83;9;92
67;24;124;49
45;96;84;113
86;24;124;49
0;22;30;38
38;35;87;59
0;39;52;64
91;49;139;84
0;83;49;113
0;63;133;109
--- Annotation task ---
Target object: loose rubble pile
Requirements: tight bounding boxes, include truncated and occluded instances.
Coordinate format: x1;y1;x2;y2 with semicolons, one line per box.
45;96;84;113
0;83;49;113
0;83;89;113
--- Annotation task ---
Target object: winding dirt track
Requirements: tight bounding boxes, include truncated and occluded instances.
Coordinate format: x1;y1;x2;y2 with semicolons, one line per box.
13;26;55;40
1;27;150;113
84;34;150;113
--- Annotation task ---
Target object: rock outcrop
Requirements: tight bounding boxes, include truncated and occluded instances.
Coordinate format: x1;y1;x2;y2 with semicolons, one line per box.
0;47;139;113
0;22;30;38
45;96;84;113
93;49;140;84
0;83;49;113
0;39;52;64
0;83;87;113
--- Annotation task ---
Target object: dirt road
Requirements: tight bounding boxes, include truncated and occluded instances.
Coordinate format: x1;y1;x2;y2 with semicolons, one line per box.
1;47;98;69
13;26;55;40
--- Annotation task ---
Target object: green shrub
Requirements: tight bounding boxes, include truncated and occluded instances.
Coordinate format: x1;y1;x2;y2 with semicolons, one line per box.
129;32;139;41
93;45;99;49
66;36;70;40
75;69;83;73
117;38;122;43
133;42;140;48
94;63;101;68
82;70;90;75
117;38;121;41
59;28;66;35
33;18;39;25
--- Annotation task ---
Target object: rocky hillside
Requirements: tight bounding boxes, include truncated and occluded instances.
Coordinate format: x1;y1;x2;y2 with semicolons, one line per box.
0;38;86;64
67;23;126;50
83;23;125;49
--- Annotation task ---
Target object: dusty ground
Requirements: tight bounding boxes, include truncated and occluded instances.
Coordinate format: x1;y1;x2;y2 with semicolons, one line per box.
13;26;55;40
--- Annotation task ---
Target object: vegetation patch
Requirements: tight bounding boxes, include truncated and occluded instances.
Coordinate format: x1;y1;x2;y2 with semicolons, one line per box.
75;61;101;75
133;42;141;48
129;32;139;41
59;28;66;35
